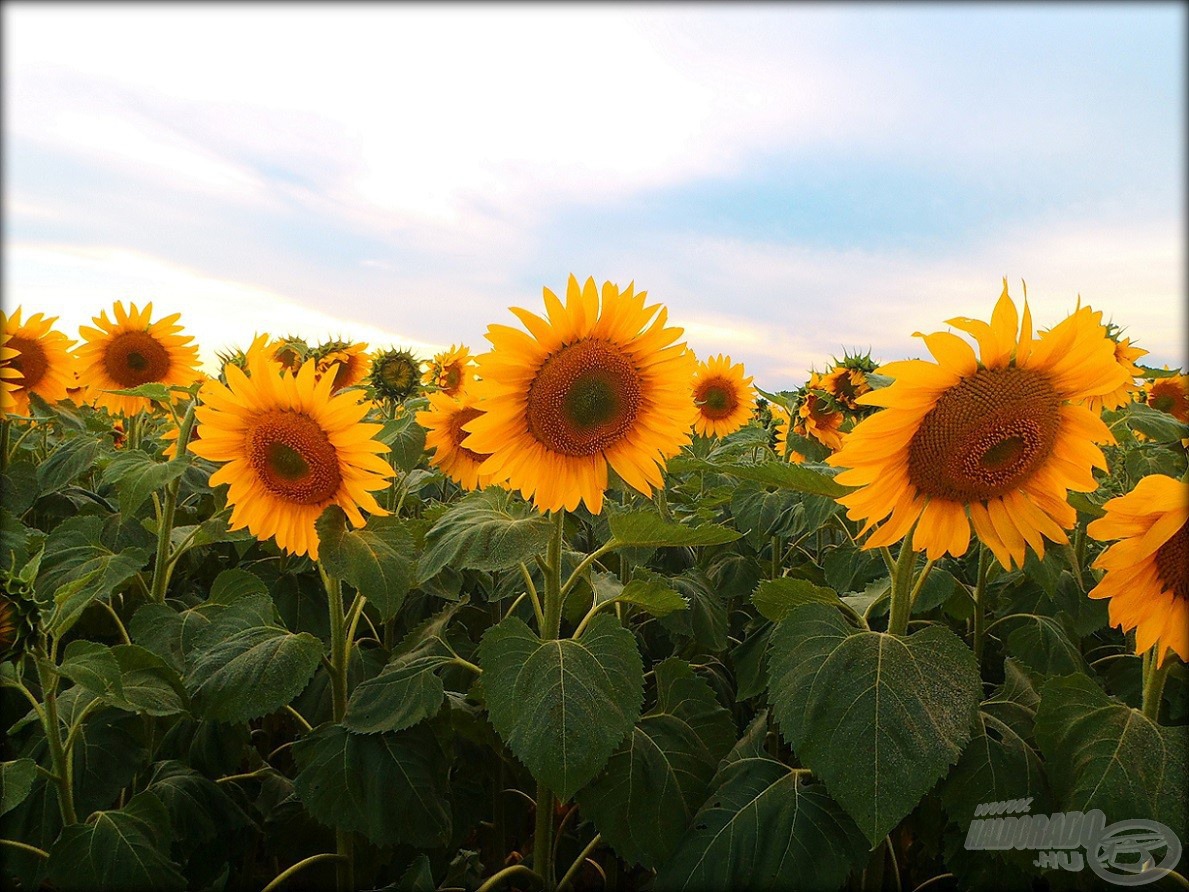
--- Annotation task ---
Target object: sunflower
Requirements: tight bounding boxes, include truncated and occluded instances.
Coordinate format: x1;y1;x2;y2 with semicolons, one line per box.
691;354;755;438
189;347;394;559
820;366;872;411
1;346;21;416
1087;474;1188;665
1;308;76;417
827;280;1130;568
1084;333;1148;414
417;390;495;490
313;340;369;391
270;335;310;373
1146;374;1189;423
794;382;846;451
368;348;422;402
465;275;697;513
423;344;473;397
75;302;201;416
769;403;807;464
64;369;91;407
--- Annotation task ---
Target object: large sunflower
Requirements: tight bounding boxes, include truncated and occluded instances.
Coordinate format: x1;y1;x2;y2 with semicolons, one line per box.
465;275;697;513
423;344;473;397
190;347;394;559
827;280;1130;568
691;354;755;438
1084;334;1147;414
1;308;76;416
1087;474;1188;665
417;390;495;491
1;346;21;416
75;301;201;416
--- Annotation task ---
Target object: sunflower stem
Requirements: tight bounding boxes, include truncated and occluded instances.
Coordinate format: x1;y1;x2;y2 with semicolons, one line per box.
36;655;77;826
149;400;197;605
532;509;566;891
886;527;918;637
1142;649;1172;721
972;545;991;666
319;564;354;892
0;418;10;470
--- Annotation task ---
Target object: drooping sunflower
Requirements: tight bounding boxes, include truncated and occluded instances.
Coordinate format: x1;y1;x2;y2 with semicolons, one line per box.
313;340;369;391
820;366;872;411
368;348;422;402
465;275;697;513
1146;374;1189;423
189;347;394;560
1087;474;1188;665
423;344;473;397
794;381;846;451
1;308;76;417
75;301;201;416
416;390;495;491
691;354;755;438
827;280;1130;568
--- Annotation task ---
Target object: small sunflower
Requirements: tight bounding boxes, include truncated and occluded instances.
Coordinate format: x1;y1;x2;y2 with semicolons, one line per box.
423;344;473;397
794;381;846;451
416;390;495;491
820;366;872;411
368;348;422;402
270;335;309;373
691;354;755;438
1088;474;1188;665
828;280;1130;568
1084;331;1148;414
313;340;369;391
1;308;76;416
771;403;806;464
190;347;394;559
1146;374;1189;423
465;275;697;513
75;301;201;416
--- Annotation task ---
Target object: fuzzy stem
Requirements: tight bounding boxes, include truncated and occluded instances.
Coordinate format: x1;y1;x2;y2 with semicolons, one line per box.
319;564;353;892
148;400;197;604
36;657;76;826
886;527;918;637
972;545;991;665
1142;649;1172;722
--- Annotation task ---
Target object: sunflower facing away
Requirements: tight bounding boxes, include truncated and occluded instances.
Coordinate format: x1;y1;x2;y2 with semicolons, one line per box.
827;280;1130;568
691;354;755;438
190;345;393;560
314;340;369;391
369;348;423;402
423;344;473;397
417;390;495;491
1146;373;1189;424
795;382;846;451
1;308;76;417
75;302;201;416
1087;474;1188;665
464;275;697;513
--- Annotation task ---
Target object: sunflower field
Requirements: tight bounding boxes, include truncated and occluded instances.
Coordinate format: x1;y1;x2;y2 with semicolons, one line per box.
1;278;1186;892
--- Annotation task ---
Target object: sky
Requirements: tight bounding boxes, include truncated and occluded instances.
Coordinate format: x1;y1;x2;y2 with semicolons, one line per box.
3;3;1185;386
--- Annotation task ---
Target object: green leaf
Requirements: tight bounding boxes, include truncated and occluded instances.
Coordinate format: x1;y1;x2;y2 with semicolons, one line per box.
396;854;436;892
188;626;323;723
1035;674;1186;840
577;659;736;868
751;577;840;622
418;489;553;582
478;614;644;799
47;790;186;891
591;568;688;618
608;511;741;548
111;644;188;716
681;456;851;498
103;382;173;402
315;508;416;621
146;760;250;847
101;449;188;516
293;723;451;847
660;569;728;653
60;640;125;704
654;717;869;891
1004;614;1087;678
767;603;981;844
379;411;428;473
50;568;107;638
1124;401;1189;443
345;653;453;733
37;436;101;493
209;566;270;604
0;758;38;817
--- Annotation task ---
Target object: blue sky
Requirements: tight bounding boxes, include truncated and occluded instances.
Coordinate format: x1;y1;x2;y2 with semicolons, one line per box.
3;3;1184;384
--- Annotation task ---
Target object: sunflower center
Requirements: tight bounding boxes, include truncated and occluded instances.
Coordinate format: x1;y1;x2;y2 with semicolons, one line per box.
1152;393;1174;413
247;410;343;505
1155;519;1188;602
381;358;415;391
6;336;48;390
526;338;643;456
696;379;738;419
907;367;1061;502
443;364;462;392
104;331;172;387
449;407;488;464
332;357;359;389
